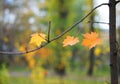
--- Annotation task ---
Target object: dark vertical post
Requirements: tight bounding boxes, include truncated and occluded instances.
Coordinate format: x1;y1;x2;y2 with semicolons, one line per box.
118;26;120;76
87;48;95;76
109;0;118;84
87;0;95;76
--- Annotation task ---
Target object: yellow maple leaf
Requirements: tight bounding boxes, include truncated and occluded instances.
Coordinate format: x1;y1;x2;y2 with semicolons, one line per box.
63;36;79;47
29;32;47;47
82;32;102;49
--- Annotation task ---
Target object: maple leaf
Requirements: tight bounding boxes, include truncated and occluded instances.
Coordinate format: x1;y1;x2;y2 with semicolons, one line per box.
29;32;47;47
63;36;79;47
82;32;101;49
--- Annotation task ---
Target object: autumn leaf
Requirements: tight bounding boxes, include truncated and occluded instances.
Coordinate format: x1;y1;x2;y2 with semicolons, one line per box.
82;32;101;49
63;36;79;47
29;32;47;47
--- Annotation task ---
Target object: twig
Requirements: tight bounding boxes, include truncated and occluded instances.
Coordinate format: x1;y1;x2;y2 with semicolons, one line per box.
48;21;51;42
88;21;109;25
0;3;109;55
0;42;49;55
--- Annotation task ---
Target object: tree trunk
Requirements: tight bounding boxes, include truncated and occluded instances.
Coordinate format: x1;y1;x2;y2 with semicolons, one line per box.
109;0;118;84
87;48;95;76
87;0;95;76
70;47;78;71
54;0;70;76
118;27;120;76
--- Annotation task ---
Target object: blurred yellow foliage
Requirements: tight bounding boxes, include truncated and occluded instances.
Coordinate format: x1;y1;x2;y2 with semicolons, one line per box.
94;47;101;56
96;60;101;65
37;48;52;58
3;36;8;43
31;67;47;83
17;44;36;68
65;51;72;57
19;45;26;52
25;52;36;60
29;59;36;68
104;81;109;84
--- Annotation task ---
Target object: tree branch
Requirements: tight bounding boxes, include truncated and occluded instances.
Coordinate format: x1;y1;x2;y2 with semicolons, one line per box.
116;0;120;4
88;21;109;25
0;3;109;55
0;42;49;55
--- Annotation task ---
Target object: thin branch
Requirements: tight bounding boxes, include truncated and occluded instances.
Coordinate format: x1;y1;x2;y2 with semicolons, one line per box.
0;3;109;55
88;21;109;25
0;51;24;55
48;21;51;42
116;0;120;4
0;42;50;55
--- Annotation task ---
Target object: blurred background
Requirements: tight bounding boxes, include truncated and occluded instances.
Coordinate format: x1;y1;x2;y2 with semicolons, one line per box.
0;0;120;84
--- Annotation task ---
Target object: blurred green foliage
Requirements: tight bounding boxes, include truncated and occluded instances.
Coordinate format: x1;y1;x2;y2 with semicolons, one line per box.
0;64;10;84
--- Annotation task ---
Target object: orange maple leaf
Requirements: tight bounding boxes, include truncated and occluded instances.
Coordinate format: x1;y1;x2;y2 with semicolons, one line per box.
63;36;79;47
82;32;101;49
29;32;47;47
